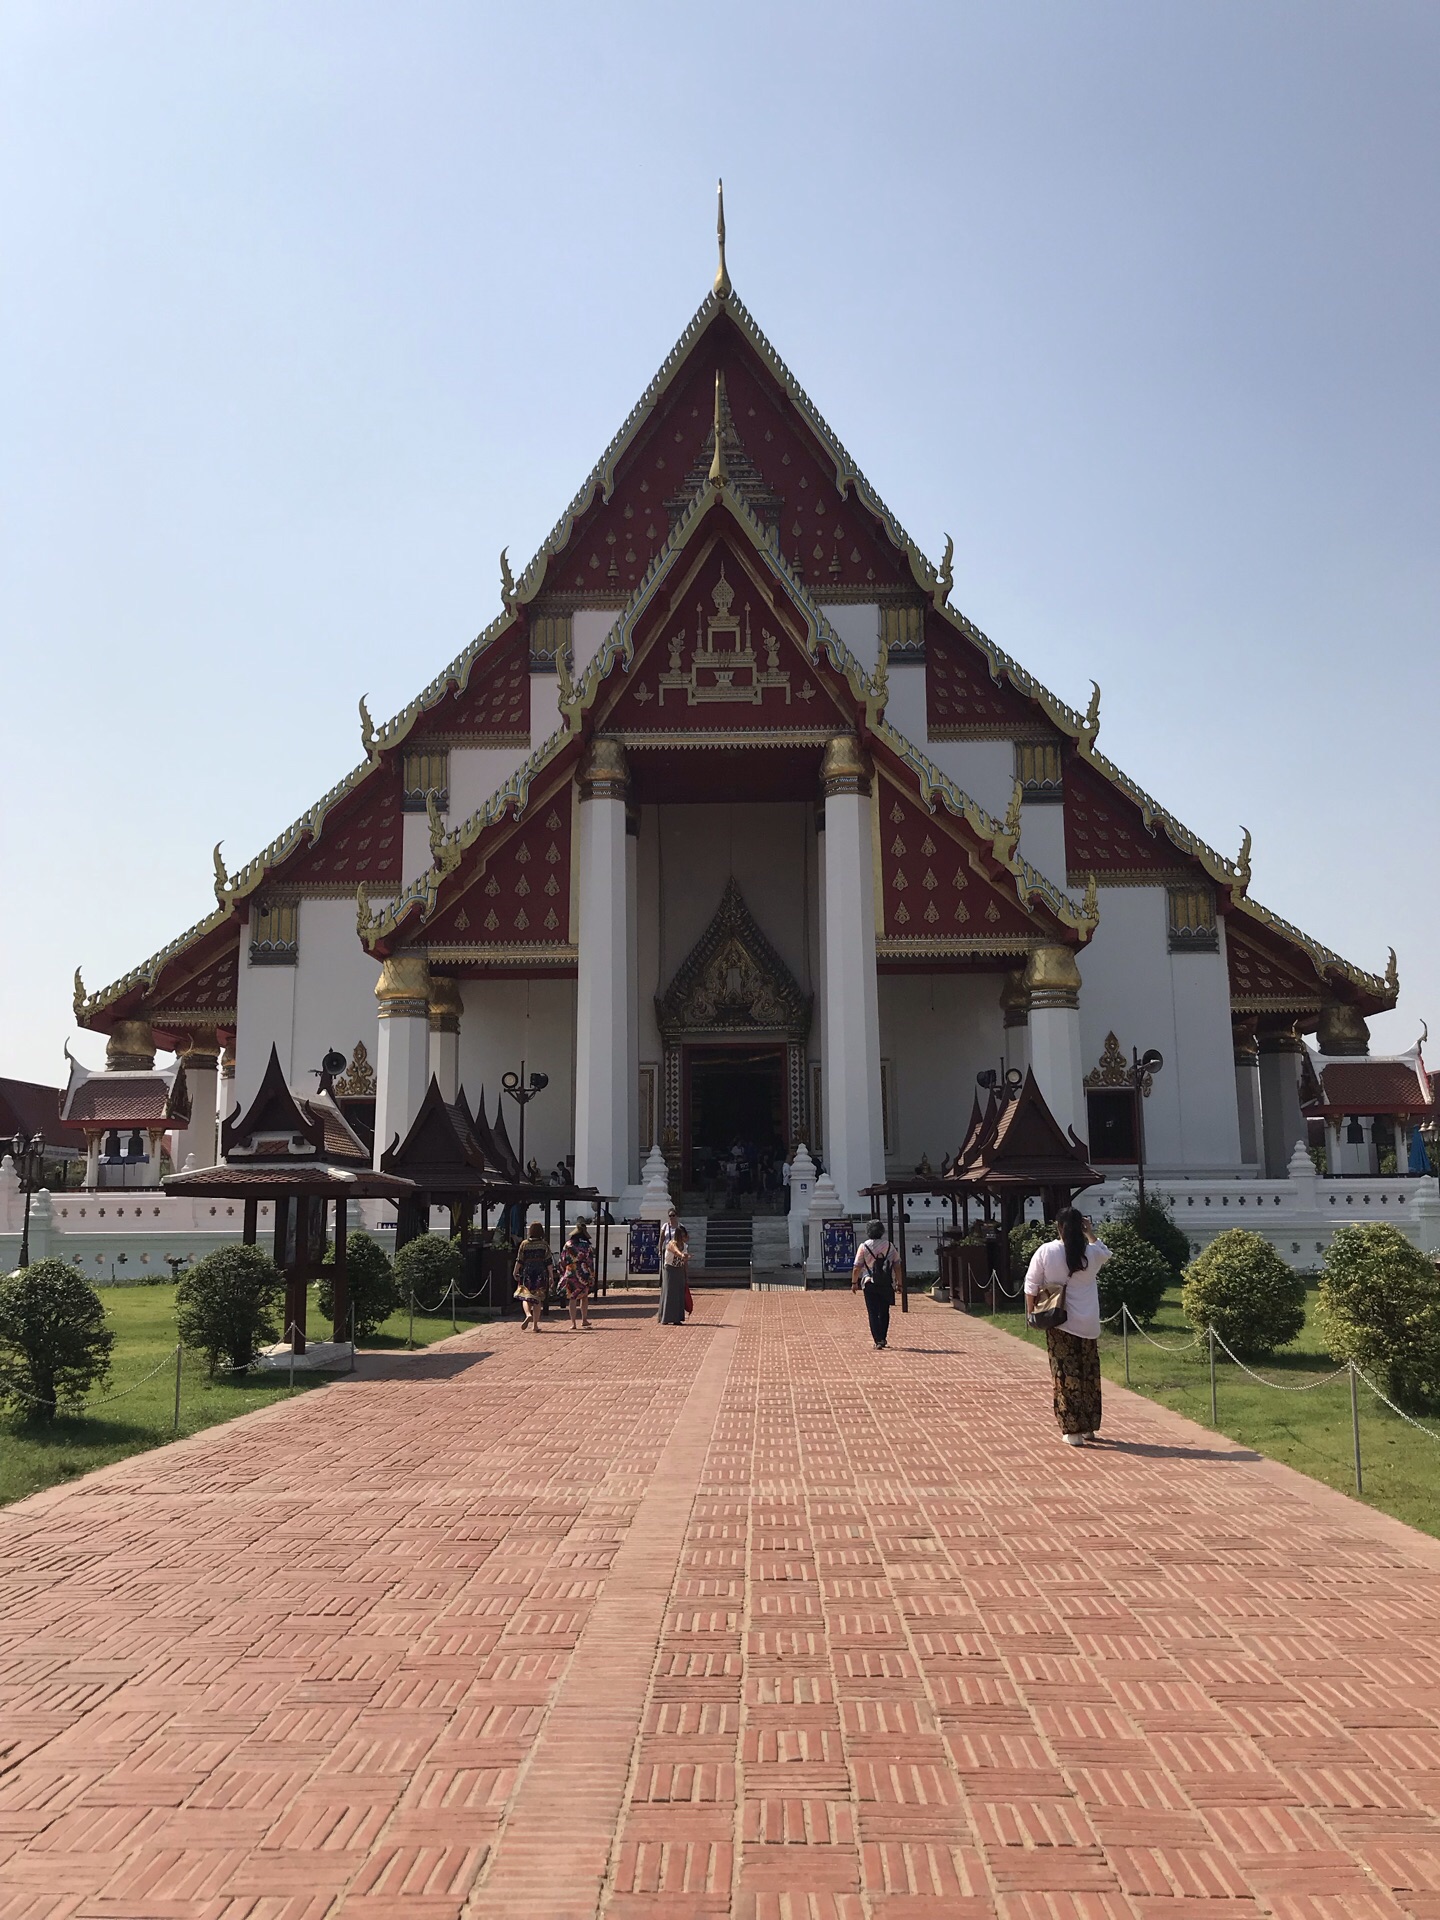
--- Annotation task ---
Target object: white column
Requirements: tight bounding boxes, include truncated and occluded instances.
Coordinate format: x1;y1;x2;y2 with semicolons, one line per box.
626;807;640;1187
1000;970;1030;1079
84;1135;100;1188
815;807;828;1163
820;735;884;1212
175;1042;220;1169
1232;1019;1263;1167
1258;1028;1306;1177
373;953;431;1166
574;739;631;1198
428;977;462;1103
1024;945;1086;1144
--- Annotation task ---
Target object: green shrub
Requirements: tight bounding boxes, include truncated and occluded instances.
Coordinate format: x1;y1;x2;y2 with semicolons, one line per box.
0;1260;115;1420
1095;1221;1170;1326
1318;1224;1440;1409
1180;1230;1306;1357
1110;1191;1191;1278
393;1233;463;1310
175;1244;284;1375
1010;1219;1052;1275
319;1231;401;1341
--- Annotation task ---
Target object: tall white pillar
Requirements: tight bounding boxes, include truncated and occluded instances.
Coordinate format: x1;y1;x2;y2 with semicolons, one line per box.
1233;1017;1264;1167
428;977;463;1103
815;806;828;1164
1023;945;1086;1144
575;739;631;1198
820;735;884;1213
1000;970;1030;1079
175;1038;220;1169
626;806;640;1187
1258;1027;1306;1178
373;952;431;1166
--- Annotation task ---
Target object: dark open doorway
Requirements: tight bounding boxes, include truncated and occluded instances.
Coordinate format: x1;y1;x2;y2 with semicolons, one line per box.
684;1044;786;1197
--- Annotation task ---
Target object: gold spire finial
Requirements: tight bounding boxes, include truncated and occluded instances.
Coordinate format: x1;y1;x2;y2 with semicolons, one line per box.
708;370;729;487
714;178;731;300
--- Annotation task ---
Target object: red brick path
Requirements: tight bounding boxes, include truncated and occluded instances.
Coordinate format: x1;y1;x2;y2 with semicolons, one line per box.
3;1292;1440;1920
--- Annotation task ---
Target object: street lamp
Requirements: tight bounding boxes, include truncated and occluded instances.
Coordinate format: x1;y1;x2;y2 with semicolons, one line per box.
8;1131;47;1269
1131;1048;1165;1212
501;1064;550;1177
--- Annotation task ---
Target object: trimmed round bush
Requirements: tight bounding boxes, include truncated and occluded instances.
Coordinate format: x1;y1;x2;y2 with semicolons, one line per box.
1180;1229;1306;1357
1009;1219;1051;1276
1095;1221;1170;1327
0;1259;115;1420
393;1233;463;1311
319;1231;401;1341
1318;1223;1440;1410
1110;1192;1191;1279
175;1244;284;1375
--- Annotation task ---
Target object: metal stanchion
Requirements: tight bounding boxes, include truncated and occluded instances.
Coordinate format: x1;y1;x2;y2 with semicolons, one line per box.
288;1332;296;1396
1350;1363;1363;1495
172;1343;183;1434
1208;1325;1217;1426
349;1300;356;1373
1123;1306;1130;1386
408;1284;416;1351
451;1279;457;1335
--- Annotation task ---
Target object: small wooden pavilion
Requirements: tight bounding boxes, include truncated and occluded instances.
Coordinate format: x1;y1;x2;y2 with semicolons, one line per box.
379;1077;617;1311
163;1044;416;1352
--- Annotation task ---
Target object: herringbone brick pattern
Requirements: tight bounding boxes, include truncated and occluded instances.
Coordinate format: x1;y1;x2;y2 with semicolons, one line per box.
2;1292;1440;1918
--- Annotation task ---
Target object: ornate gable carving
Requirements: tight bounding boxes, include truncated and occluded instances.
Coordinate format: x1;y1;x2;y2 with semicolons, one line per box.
657;879;811;1043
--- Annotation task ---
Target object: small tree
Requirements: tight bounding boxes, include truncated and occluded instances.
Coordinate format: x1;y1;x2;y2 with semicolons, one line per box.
1319;1224;1440;1409
1095;1221;1170;1327
175;1244;284;1375
319;1231;401;1341
1181;1229;1307;1357
1109;1190;1191;1279
393;1233;463;1312
0;1260;115;1421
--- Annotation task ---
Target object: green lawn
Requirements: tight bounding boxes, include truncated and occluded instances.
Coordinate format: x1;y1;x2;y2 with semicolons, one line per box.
977;1282;1440;1539
0;1282;484;1509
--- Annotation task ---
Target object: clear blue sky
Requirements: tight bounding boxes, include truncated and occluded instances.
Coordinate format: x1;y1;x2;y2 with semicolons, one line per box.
3;0;1435;1086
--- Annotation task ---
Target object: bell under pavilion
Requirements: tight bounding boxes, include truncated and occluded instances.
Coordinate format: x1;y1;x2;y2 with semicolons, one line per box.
71;192;1404;1224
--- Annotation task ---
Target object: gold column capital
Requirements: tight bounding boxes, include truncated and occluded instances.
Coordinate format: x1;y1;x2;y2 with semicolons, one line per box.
999;969;1030;1027
106;1019;155;1071
428;975;464;1033
578;736;630;801
820;732;871;798
1023;944;1081;1009
376;952;431;1020
1317;1001;1369;1057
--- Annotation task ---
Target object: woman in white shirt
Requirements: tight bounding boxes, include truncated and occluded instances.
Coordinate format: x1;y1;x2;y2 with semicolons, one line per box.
1023;1207;1111;1446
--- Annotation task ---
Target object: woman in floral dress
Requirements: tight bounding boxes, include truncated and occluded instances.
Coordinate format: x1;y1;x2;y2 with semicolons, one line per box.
558;1222;595;1331
512;1222;554;1333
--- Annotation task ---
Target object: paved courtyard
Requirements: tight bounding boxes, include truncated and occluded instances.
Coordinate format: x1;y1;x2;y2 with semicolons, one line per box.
3;1291;1440;1920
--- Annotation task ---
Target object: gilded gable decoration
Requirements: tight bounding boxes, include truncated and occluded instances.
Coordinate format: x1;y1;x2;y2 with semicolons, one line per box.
657;565;791;707
656;878;811;1044
335;1040;377;1097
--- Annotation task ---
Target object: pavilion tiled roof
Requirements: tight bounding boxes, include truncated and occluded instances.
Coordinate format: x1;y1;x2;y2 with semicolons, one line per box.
1305;1054;1432;1118
0;1079;86;1152
61;1069;187;1131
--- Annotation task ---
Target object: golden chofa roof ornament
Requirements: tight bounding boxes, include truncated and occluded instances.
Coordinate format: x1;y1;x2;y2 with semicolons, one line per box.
714;178;731;301
1080;680;1101;752
359;694;377;760
212;841;229;904
708;371;729;487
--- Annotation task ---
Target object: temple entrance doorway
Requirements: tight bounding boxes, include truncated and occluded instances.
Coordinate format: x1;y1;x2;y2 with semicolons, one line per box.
684;1043;786;1201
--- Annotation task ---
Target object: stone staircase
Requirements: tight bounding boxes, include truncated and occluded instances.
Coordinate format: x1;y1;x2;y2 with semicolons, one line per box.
694;1212;752;1284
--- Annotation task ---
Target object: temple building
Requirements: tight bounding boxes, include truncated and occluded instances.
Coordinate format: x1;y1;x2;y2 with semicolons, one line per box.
71;197;1405;1219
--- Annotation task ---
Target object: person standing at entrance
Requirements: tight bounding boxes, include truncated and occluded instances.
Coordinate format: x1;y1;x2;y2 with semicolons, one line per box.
513;1221;553;1333
658;1225;689;1325
852;1219;899;1350
660;1207;681;1259
1024;1209;1110;1445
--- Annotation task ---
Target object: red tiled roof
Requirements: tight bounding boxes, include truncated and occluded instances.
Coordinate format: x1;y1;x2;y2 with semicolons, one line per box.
1307;1059;1431;1116
64;1076;178;1129
164;1165;414;1198
0;1079;86;1151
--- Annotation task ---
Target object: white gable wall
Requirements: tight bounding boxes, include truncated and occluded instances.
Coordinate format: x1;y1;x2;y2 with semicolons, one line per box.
818;603;879;678
878;972;1005;1170
291;898;384;1105
458;976;578;1175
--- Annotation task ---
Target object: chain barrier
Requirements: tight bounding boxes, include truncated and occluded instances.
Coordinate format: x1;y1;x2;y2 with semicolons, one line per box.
1118;1305;1203;1352
1349;1365;1440;1446
1207;1328;1352;1392
0;1345;181;1414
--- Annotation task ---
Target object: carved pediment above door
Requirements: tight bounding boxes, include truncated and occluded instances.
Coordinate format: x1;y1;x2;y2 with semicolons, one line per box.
657;878;812;1044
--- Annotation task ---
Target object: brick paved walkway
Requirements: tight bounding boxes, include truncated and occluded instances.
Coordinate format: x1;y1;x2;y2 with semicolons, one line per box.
4;1292;1440;1920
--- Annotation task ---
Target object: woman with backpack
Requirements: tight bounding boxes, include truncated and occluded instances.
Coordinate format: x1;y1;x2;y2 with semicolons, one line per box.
1023;1208;1111;1445
557;1220;595;1331
512;1221;554;1333
851;1218;899;1350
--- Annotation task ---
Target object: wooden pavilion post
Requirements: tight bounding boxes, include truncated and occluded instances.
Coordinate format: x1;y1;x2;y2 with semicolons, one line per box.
331;1197;350;1348
242;1197;257;1246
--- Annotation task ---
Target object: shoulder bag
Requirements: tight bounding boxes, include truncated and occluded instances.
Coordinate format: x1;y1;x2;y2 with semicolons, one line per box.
1025;1277;1068;1330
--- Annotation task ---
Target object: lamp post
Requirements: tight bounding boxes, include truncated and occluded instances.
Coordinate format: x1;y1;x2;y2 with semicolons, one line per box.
501;1063;550;1176
9;1131;46;1269
1130;1048;1165;1212
975;1066;1025;1103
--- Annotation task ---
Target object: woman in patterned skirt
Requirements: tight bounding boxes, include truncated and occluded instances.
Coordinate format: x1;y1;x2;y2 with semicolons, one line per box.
557;1221;595;1331
1024;1208;1111;1445
512;1221;554;1333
